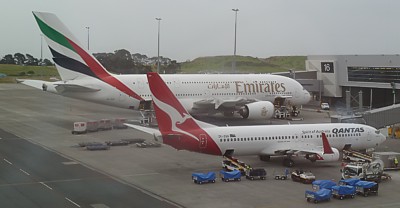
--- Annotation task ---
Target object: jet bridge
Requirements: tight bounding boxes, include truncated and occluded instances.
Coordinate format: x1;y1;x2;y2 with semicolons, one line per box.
362;103;400;129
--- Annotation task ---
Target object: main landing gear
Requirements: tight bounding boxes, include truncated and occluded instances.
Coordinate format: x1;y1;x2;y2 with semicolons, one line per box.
283;157;294;167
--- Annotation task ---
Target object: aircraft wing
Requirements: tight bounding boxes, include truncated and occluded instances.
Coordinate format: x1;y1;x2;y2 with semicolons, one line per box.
261;142;324;156
194;97;253;109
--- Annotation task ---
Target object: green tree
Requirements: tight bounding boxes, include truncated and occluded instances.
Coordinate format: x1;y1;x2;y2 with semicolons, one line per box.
0;54;15;64
14;53;26;65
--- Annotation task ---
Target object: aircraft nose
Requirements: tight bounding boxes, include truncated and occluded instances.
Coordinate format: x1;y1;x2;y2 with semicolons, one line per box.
380;133;387;143
304;90;312;103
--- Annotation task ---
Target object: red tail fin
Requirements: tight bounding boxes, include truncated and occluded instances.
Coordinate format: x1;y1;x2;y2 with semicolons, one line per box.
321;132;334;154
146;72;221;155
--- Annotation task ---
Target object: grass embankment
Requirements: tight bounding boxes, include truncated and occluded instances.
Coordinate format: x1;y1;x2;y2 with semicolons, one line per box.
180;56;306;73
0;64;59;83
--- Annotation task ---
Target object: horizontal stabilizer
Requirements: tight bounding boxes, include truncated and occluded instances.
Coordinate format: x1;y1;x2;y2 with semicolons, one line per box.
54;84;101;92
124;123;161;136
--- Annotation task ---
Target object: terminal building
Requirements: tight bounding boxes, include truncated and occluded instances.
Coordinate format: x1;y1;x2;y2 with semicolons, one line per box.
278;54;400;129
287;55;400;109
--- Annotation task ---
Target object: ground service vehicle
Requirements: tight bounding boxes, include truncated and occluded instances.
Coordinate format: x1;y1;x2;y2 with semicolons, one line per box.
355;181;378;197
312;180;336;191
341;160;384;182
305;188;332;204
331;185;356;200
246;169;266;180
292;170;315;184
191;172;216;184
219;170;241;182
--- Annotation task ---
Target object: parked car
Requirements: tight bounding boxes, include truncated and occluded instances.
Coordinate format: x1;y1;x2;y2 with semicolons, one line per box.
321;103;330;110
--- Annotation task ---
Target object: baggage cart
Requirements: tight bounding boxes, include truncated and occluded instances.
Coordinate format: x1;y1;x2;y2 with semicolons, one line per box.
305;188;332;204
338;178;360;186
191;172;216;184
355;181;379;197
246;168;266;180
331;185;356;200
219;170;241;182
312;180;336;191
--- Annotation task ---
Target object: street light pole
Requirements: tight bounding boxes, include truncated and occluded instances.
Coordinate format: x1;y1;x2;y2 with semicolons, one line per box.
156;18;162;73
40;34;43;63
85;26;90;50
232;8;239;73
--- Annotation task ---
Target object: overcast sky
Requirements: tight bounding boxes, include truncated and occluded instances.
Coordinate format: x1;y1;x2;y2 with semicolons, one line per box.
2;0;400;62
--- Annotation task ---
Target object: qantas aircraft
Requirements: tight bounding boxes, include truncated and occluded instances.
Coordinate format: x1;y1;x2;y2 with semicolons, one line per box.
126;72;386;167
19;11;311;120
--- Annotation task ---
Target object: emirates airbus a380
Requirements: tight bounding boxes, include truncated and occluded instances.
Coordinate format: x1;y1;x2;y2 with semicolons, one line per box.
19;12;311;120
126;72;386;167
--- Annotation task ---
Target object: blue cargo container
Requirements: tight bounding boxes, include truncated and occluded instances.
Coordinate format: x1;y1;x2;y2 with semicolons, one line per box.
332;185;356;200
220;170;241;182
338;178;361;186
192;172;216;184
312;180;336;191
355;181;378;197
305;188;332;203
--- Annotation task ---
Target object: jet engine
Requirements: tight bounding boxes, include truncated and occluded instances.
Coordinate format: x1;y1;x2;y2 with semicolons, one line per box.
239;101;275;119
305;148;340;162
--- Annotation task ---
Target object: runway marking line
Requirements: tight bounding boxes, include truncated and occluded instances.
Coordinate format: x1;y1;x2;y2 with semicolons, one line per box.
19;169;30;176
39;182;53;190
122;172;160;177
65;197;81;207
3;159;12;165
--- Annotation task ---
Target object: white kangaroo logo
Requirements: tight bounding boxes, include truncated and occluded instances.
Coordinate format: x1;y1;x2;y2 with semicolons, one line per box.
152;95;199;141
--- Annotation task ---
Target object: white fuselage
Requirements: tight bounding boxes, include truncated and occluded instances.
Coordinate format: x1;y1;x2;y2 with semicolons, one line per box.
46;73;311;112
203;123;386;156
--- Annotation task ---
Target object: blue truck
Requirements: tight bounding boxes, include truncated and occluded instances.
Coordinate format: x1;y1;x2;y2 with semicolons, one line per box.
192;172;216;184
331;185;356;200
355;181;379;197
312;180;336;191
220;170;241;182
305;188;332;203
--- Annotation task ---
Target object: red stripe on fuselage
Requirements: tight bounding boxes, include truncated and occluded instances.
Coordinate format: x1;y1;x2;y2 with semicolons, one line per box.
67;39;143;101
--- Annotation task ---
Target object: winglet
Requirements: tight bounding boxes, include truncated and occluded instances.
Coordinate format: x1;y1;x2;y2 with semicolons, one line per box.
321;132;334;154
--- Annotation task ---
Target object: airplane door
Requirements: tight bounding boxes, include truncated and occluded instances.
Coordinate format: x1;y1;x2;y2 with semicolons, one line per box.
199;134;207;149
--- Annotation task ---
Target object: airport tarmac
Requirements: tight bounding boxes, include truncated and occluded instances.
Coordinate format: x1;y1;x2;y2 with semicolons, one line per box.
1;83;400;208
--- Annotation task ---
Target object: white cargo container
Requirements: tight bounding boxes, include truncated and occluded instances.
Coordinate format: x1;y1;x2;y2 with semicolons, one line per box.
72;122;87;134
98;119;112;131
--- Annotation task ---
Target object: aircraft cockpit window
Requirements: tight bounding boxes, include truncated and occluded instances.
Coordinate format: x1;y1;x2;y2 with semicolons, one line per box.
375;130;380;134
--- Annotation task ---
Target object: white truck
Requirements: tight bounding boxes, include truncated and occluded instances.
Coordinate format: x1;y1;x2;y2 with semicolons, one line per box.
341;160;384;183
